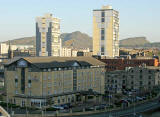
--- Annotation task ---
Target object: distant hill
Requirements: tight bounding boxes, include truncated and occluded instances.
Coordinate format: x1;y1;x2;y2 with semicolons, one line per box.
1;32;160;49
120;37;160;48
5;36;35;45
2;31;92;49
120;37;150;47
61;31;92;49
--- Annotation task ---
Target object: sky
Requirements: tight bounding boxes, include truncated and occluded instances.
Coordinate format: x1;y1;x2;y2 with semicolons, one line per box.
0;0;160;42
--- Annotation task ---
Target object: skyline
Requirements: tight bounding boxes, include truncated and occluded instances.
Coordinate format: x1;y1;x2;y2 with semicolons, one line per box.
0;0;160;42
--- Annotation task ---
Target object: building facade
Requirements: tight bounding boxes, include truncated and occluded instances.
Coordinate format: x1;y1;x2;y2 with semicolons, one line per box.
100;58;159;71
93;5;119;57
105;66;160;94
36;13;62;57
61;47;90;57
105;70;125;94
0;43;33;55
126;66;160;91
4;57;105;107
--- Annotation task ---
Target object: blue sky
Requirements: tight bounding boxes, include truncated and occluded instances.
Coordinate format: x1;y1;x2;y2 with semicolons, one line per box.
0;0;160;42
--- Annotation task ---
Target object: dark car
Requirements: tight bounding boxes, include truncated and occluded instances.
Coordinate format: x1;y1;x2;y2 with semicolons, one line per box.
60;103;71;109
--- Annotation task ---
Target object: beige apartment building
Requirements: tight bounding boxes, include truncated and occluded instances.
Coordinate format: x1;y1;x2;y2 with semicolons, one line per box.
61;47;90;57
93;5;119;57
4;57;105;107
0;43;33;55
105;66;160;93
36;13;62;57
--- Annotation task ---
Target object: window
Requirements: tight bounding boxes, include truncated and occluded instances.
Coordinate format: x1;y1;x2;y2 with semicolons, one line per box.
111;80;114;83
131;86;134;89
54;68;57;71
48;83;52;87
28;83;31;88
43;76;46;80
140;75;143;79
101;35;104;40
43;84;46;88
140;81;143;85
48;69;51;72
140;70;142;73
48;75;51;80
54;82;57;87
58;99;60;104
43;69;47;72
15;79;18;83
21;100;25;107
15;90;18;94
71;97;74;102
15;78;18;88
68;98;70;102
101;18;105;22
148;81;151;85
28;91;31;96
28;75;31;80
101;47;105;54
13;99;16;104
101;28;105;35
28;80;31;83
131;81;134;85
148;76;151;79
28;79;31;88
101;12;105;17
62;99;65;103
15;82;18;88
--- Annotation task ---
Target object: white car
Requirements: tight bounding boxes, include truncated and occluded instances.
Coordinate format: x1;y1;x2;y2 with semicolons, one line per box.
51;105;64;110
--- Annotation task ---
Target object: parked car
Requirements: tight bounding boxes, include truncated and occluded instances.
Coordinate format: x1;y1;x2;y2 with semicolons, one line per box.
60;103;71;109
125;98;132;103
142;96;147;100
51;105;64;110
100;104;110;108
85;106;94;111
136;96;143;101
94;105;106;110
128;92;133;96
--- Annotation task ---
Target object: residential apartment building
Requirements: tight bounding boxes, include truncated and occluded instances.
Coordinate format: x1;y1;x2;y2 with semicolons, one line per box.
100;58;159;71
36;13;62;57
105;70;126;93
4;57;105;107
93;5;119;57
61;47;72;57
0;43;33;55
105;66;160;93
61;47;90;57
126;66;160;90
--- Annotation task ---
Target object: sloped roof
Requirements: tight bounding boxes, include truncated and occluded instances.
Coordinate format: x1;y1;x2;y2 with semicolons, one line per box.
4;56;105;68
